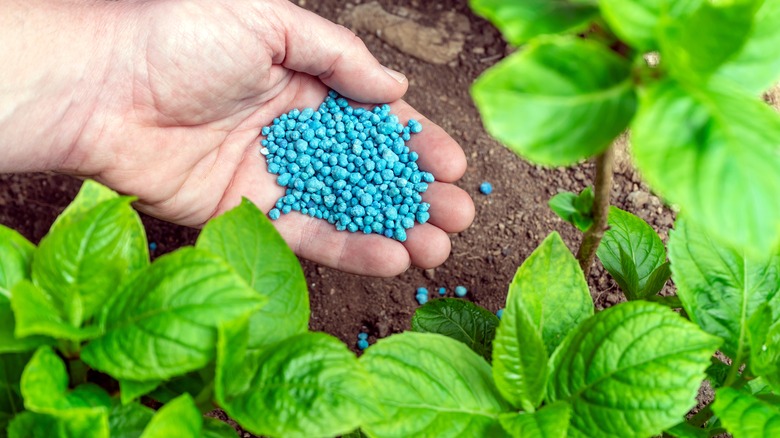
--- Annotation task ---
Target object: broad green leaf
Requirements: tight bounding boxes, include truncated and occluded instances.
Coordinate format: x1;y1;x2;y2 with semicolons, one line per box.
202;418;237;438
119;379;161;405
7;409;109;438
21;347;111;413
217;332;368;438
547;301;721;437
665;421;708;438
215;317;253;401
472;37;636;166
139;394;201;438
81;248;265;381
660;1;762;80
597;207;667;299
32;197;148;326
196;198;309;350
668;217;780;359
499;401;570;438
108;403;154;438
49;180;119;233
632;78;780;255
713;387;780;438
716;0;780;94
411;298;499;362
361;332;510;438
493;233;592;411
469;0;597;45
10;281;99;342
0;352;30;434
147;372;209;406
508;232;593;354
0;302;52;353
599;0;702;50
548;188;594;232
0;226;34;302
747;304;780;389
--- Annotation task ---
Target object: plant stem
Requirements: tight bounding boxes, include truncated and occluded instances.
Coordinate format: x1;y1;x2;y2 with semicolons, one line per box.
577;146;615;277
69;359;89;386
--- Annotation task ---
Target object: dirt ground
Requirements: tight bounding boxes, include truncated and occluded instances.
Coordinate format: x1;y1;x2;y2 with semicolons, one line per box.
0;1;686;434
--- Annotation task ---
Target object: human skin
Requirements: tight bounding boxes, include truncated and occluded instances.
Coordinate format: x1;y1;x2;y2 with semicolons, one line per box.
0;0;475;276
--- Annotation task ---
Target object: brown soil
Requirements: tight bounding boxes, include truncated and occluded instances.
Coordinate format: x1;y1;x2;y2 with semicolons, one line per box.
0;0;681;434
0;0;677;350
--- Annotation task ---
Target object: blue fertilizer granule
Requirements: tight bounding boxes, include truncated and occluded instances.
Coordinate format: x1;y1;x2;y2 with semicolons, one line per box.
260;91;434;242
479;181;493;195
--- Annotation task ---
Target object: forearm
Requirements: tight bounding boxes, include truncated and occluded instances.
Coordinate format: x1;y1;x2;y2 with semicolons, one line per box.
0;0;125;173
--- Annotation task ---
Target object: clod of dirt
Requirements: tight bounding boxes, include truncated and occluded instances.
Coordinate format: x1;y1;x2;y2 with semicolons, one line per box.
612;132;634;176
342;1;469;65
765;83;780;111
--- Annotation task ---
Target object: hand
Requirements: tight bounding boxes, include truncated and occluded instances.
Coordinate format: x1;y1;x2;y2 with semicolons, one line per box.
3;0;474;276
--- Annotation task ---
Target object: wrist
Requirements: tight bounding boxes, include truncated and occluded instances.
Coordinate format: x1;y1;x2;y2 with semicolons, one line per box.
0;0;127;174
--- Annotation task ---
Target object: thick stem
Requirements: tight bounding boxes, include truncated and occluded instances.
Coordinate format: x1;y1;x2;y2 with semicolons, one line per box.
576;146;615;277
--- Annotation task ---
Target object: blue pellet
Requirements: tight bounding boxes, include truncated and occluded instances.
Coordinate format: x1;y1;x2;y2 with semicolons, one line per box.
357;339;369;350
416;293;428;305
496;308;504;319
438;287;446;295
149;242;158;252
358;332;369;341
261;92;431;239
417;287;428;295
455;285;468;297
480;181;493;195
269;208;281;220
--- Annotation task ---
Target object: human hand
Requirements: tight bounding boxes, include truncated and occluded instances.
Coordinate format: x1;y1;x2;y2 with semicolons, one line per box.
3;0;474;276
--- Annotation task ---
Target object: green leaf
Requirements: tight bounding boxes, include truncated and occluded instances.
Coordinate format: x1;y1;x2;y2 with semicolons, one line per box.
493;233;592;411
747;304;780;388
599;0;702;50
32;196;148;326
217;332;367;438
632;78;780;255
196;198;309;350
411;298;499;362
140;394;202;438
49;180;119;233
469;0;597;45
119;379;162;405
108;403;154;438
202;418;238;438
660;0;762;80
668;217;780;360
498;401;570;438
21;347;111;413
147;372;209;406
472;37;636;166
547;301;721;437
7;409;109;438
81;247;265;381
361;332;510;438
0;225;35;302
0;352;30;434
10;281;99;342
713;387;780;438
597;207;667;299
549;188;594;232
716;0;780;94
0;302;52;353
508;232;593;354
665;421;708;438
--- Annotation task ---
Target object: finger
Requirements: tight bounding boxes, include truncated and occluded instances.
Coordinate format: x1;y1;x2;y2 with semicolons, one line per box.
272;212;412;277
275;2;408;103
424;182;475;233
386;101;468;183
403;223;452;269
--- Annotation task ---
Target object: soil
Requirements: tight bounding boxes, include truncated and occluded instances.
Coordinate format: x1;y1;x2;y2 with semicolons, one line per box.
0;0;709;435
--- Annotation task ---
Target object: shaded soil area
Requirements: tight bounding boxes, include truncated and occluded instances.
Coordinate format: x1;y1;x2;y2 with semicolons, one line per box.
0;0;677;351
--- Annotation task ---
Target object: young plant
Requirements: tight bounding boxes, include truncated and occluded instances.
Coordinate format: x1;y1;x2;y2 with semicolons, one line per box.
470;0;780;268
357;233;722;437
0;180;378;438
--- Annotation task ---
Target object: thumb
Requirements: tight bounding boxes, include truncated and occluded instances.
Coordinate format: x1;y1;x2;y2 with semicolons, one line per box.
275;2;408;103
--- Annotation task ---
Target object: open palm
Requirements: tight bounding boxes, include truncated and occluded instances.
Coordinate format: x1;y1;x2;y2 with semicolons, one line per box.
66;0;473;276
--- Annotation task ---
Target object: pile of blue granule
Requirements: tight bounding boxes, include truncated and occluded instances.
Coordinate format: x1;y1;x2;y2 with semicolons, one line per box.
261;91;433;242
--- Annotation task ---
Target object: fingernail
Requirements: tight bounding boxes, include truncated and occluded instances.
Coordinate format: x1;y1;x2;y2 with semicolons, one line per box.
382;65;407;83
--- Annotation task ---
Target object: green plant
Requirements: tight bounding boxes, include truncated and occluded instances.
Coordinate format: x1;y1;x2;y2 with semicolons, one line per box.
470;0;780;266
0;180;381;438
